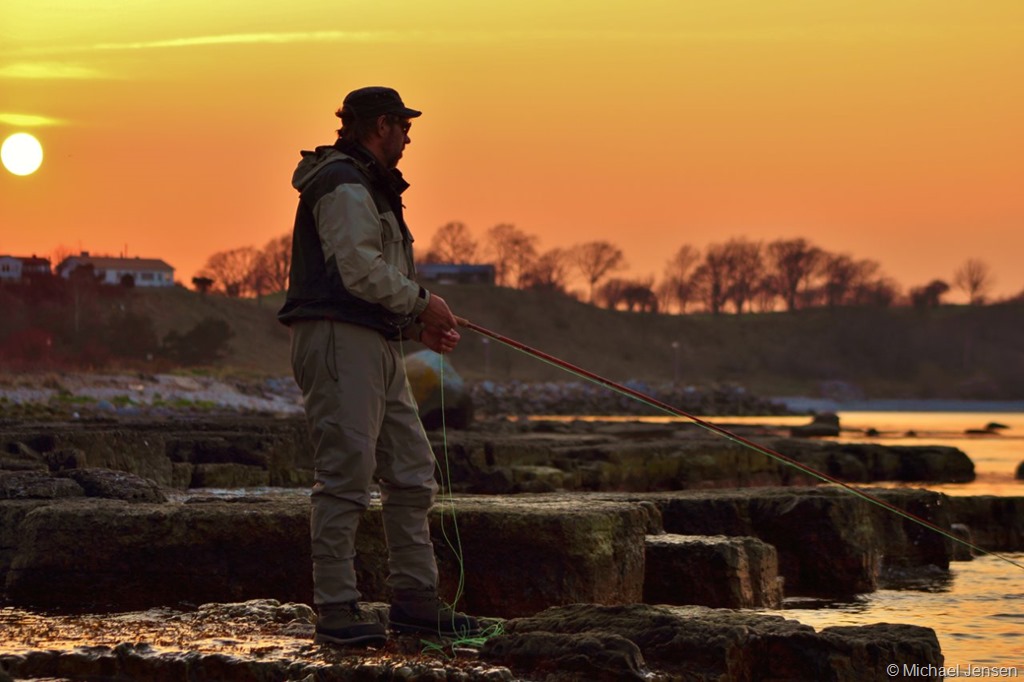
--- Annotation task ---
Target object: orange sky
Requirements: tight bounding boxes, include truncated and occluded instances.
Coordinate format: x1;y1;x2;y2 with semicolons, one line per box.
2;1;1023;302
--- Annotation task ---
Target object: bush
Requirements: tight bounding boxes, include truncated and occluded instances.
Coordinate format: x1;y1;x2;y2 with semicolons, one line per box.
162;317;234;365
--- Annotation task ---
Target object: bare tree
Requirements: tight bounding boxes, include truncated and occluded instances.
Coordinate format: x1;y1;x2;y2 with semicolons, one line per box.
570;241;627;302
952;258;994;305
690;249;730;315
484;224;539;287
597;277;628;309
259;234;292;293
429;222;478;264
720;238;764;314
766;238;823;311
752;275;778;313
818;254;881;308
522;247;572;294
691;238;764;314
200;247;260;297
659;245;701;313
49;244;77;272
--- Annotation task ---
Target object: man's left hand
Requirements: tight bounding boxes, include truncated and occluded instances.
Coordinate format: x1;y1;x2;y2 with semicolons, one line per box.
421;327;460;354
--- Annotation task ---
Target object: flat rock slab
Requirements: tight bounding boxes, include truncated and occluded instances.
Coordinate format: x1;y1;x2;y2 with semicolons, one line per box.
606;487;961;595
485;603;942;681
2;487;1016;615
1;492;649;618
644;534;782;608
0;416;978;496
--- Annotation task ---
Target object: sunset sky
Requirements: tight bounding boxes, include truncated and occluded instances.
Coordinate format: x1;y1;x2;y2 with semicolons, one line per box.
2;1;1022;302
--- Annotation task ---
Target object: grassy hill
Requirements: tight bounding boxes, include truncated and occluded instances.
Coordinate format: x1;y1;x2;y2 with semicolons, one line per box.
121;285;1024;400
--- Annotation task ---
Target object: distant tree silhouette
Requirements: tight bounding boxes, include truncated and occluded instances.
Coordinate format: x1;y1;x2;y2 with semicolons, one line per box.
259;234;292;293
691;242;742;315
192;276;215;294
819;254;883;308
571;241;626;302
952;258;994;305
766;238;824;311
909;279;950;309
429;222;478;264
522;248;572;294
485;224;538;287
719;237;764;314
658;244;700;313
200;247;260;297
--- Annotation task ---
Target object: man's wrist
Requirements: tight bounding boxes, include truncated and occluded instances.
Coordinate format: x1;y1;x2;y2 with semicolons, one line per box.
411;286;430;318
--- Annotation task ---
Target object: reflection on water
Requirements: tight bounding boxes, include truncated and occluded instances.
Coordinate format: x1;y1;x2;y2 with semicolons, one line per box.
538;411;1024;497
766;554;1024;669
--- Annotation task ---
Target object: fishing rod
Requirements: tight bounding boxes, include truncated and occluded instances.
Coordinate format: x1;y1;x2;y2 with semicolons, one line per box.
455;316;1024;572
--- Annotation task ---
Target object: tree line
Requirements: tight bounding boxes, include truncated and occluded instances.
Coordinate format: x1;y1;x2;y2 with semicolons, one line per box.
194;223;1001;314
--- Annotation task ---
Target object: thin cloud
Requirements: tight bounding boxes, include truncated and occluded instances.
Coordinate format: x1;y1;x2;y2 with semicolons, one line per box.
0;112;62;127
0;62;106;79
90;30;402;50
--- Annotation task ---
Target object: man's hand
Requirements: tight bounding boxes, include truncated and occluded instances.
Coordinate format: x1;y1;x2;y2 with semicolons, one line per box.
421;327;460;354
417;292;458;332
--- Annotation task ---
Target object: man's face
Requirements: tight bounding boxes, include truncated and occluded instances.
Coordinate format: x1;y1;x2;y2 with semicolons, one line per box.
380;116;412;168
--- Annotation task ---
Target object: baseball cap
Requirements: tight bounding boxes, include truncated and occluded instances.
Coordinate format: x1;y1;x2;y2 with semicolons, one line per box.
341;86;422;121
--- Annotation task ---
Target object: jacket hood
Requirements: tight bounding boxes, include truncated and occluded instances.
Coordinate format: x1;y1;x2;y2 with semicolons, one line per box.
292;145;349;192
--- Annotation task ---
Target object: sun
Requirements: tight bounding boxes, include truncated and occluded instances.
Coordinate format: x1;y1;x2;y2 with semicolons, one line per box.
1;132;44;176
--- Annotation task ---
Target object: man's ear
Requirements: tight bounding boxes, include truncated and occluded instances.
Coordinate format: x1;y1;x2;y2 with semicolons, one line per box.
374;115;389;137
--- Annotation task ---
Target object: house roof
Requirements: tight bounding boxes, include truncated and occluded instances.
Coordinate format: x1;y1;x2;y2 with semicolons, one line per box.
63;256;174;272
19;257;51;266
0;255;50;265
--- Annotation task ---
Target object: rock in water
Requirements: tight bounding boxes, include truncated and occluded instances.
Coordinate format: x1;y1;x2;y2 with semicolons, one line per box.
405;350;474;429
790;412;840;437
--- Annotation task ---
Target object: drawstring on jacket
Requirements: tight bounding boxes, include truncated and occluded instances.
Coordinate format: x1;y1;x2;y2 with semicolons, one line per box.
325;321;339;382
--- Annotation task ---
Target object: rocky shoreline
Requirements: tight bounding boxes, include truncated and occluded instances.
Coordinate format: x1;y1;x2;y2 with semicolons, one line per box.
0;372;1017;680
1;481;958;681
1;414;1019;680
0;371;790;423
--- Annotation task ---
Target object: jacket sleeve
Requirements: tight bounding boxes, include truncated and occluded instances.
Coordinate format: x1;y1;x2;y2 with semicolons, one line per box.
313;182;428;318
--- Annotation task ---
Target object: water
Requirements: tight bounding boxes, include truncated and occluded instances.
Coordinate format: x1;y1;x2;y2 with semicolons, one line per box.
738;410;1024;670
545;410;1024;669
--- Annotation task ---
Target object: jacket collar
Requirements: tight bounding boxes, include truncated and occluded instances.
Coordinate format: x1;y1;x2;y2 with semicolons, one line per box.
334;140;410;195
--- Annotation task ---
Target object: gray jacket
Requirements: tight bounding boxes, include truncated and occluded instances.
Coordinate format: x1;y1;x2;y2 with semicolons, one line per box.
277;141;429;338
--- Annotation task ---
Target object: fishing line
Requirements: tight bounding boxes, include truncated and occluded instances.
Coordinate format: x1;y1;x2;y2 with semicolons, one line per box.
456;317;1024;573
402;340;502;651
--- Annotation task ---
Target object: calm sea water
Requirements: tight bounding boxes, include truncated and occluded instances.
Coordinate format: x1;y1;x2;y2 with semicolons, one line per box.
550;410;1024;670
735;411;1024;671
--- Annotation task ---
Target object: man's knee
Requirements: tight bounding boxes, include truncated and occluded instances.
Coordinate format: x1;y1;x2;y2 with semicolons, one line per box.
380;479;437;509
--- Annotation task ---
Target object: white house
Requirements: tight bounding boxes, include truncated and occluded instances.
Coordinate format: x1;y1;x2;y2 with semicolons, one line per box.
56;253;175;287
0;256;23;282
0;255;51;282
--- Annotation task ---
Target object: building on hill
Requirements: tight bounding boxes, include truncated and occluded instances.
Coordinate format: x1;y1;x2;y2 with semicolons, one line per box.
417;263;496;285
56;252;175;287
0;255;52;283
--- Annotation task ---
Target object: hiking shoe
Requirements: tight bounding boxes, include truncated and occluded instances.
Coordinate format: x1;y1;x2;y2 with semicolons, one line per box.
389;589;481;638
314;601;388;647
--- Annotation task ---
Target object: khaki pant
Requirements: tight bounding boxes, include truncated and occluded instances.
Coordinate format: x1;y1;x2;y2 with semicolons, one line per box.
290;319;439;606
